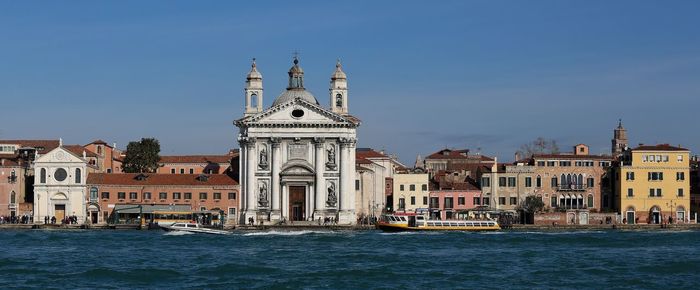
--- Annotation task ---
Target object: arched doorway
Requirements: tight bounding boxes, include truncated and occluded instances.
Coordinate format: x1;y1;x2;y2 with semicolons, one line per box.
88;203;100;224
51;192;69;223
649;206;661;224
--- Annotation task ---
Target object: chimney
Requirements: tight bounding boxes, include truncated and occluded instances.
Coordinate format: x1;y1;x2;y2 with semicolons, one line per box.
514;152;521;162
113;143;117;149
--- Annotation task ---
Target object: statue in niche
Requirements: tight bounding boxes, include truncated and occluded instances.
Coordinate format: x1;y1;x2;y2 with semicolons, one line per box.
326;181;337;207
326;145;337;170
258;182;269;207
258;147;268;170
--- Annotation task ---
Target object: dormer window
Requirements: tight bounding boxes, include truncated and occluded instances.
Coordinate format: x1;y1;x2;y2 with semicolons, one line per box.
135;173;149;181
196;174;209;182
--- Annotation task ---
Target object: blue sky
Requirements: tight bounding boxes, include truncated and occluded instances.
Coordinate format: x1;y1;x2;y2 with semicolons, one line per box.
1;1;699;164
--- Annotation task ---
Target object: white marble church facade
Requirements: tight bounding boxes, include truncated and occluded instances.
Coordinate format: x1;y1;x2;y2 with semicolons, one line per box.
235;57;360;225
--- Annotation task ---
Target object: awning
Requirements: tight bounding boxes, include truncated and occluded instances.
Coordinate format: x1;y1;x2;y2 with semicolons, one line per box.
113;204;191;214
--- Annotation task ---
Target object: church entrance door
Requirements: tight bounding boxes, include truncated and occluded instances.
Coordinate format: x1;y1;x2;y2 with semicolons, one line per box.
289;186;305;221
55;204;66;222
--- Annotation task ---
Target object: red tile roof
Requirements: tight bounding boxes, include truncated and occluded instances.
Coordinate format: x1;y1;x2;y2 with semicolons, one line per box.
86;139;113;148
0;140;60;154
87;173;238;186
425;148;495;162
633;144;688;151
64;145;99;158
159;155;232;164
356;148;388;159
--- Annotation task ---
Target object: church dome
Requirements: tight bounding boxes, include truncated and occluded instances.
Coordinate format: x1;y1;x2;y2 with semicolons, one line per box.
271;56;319;106
272;88;319;106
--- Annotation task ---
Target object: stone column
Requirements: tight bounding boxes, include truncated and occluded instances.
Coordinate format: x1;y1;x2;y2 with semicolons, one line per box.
270;138;281;221
244;137;257;222
338;138;356;224
313;137;325;219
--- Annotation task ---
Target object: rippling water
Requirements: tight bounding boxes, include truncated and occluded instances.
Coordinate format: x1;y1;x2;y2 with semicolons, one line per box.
1;229;699;289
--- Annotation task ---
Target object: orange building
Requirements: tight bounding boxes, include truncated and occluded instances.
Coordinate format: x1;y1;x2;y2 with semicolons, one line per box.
86;173;239;225
157;152;237;175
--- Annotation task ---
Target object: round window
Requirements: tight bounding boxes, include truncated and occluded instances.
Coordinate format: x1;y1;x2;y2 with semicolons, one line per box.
291;109;304;118
54;168;67;182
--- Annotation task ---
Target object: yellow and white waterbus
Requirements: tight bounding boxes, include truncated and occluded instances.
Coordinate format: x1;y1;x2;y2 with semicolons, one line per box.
375;213;500;232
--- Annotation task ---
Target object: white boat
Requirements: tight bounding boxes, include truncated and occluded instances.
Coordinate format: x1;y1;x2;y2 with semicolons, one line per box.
375;213;500;232
161;222;230;235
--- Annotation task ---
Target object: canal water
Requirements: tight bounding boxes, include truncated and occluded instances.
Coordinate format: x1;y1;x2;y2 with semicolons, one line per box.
1;229;699;289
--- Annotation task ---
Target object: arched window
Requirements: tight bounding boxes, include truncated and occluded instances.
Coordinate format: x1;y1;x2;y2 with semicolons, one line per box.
40;168;46;184
90;187;98;201
587;194;594;208
75;168;82;183
577;174;583;188
560;174;567;187
551;176;558;187
10;191;16;204
97;146;102;155
336;93;343;107
250;93;258;107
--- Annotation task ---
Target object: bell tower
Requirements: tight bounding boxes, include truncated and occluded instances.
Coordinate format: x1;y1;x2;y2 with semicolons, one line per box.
330;59;348;115
612;119;628;156
245;58;263;116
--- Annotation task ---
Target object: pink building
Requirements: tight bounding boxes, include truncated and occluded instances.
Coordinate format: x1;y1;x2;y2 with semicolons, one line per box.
429;187;482;220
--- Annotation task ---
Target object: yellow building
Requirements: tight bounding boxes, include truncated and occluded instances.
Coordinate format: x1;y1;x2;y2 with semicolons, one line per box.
616;144;690;224
392;171;429;213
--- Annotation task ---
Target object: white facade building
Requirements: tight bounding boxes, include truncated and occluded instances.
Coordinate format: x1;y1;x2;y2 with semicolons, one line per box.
235;57;360;225
33;145;88;224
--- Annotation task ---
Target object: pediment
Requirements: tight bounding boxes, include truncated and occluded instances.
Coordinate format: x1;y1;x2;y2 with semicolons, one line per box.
35;147;86;164
280;160;316;176
236;98;358;128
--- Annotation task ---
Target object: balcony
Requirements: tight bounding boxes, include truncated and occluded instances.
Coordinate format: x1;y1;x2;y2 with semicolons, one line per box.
7;175;17;184
556;184;586;191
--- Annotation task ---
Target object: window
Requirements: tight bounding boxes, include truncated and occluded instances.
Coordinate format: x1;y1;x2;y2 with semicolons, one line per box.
663;155;669;162
444;197;453;208
184;192;192;199
118;192;126;199
499;177;506;187
678;188;684;197
107;169;112;173
627;188;634;197
173;192;181;199
473;197;481;205
144;192;152;200
587;177;594;188
400;185;405;191
421;184;427;191
551;176;558;187
423;196;428;205
410;196;416;205
678;155;684;162
189;168;194;174
10;191;16;204
75;168;81;183
200;206;206;211
677;172;685;181
560;161;572;167
649;188;662;197
499;197;506;205
547;161;556;166
200;192;207;200
409;184;416;191
229;208;236;215
483;198;490;206
228;192;236;199
214;192;221;200
458;197;465;205
40;168;46;183
355;180;360;190
626;172;635;180
101;192;109;199
159;192;167;199
510;197;517;205
90;187;98;201
507;177;516;187
398;198;405;210
430;197;439;208
648;172;663;181
551;197;557;207
536;176;542;188
525;177;532;187
587;194;593;208
171;168;175;174
537;161;545;166
129;192;137;199
481;177;490;187
657;188;662;197
180;169;185;174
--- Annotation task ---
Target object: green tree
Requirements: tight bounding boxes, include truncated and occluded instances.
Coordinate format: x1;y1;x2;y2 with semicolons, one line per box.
520;195;545;213
122;138;161;173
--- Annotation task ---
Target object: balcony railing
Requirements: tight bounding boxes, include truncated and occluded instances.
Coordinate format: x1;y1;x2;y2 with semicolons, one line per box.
556;184;586;191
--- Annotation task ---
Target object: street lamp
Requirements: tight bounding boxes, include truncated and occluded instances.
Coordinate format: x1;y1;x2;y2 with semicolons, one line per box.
666;200;677;224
